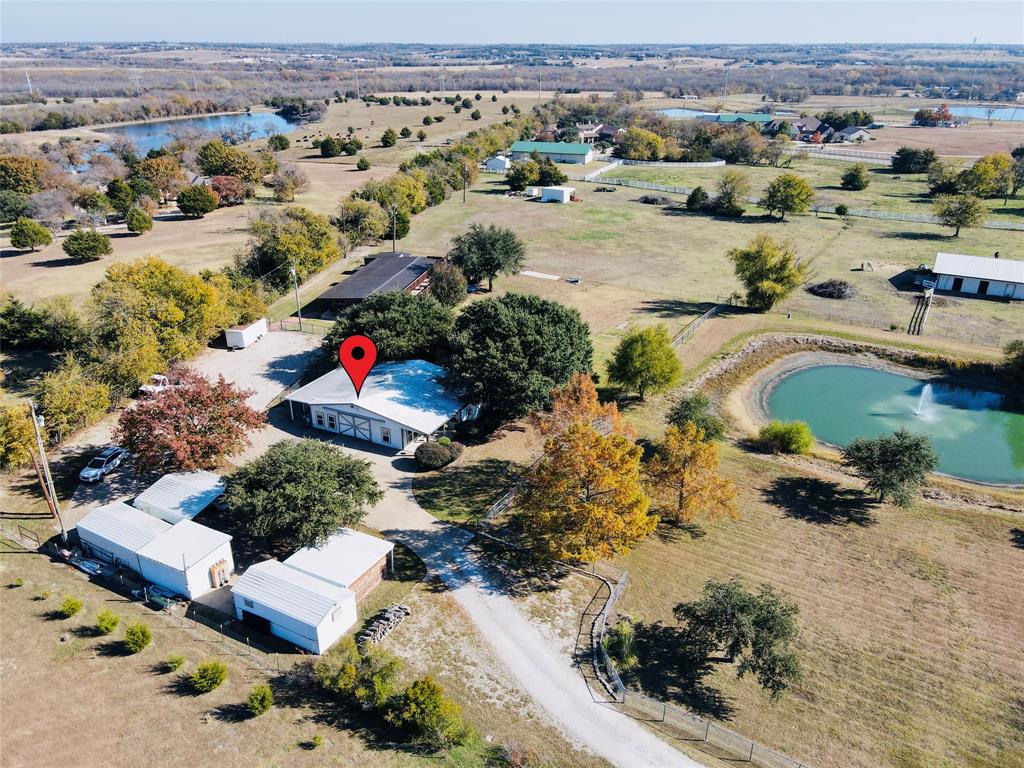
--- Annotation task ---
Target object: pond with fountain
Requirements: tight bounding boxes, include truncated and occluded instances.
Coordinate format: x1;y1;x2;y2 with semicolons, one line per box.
766;364;1024;485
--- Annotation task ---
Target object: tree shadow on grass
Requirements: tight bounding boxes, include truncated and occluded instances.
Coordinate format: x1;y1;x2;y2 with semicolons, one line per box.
412;458;523;523
637;298;716;319
468;537;567;598
654;518;706;544
879;230;950;241
210;702;252;723
629;622;734;720
96;639;134;657
763;476;875;526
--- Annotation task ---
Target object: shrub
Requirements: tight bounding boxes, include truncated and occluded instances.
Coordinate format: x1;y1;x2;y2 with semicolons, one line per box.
834;203;849;216
125;206;153;235
686;186;709;211
841;163;870;191
636;194;674;206
436;436;451;447
759;420;814;454
602;618;640;672
246;683;274;716
176;185;218;218
95;609;120;635
388;676;467;750
124;621;153;653
311;734;323;749
807;279;855;299
191;660;228;693
59;596;83;618
62;228;112;261
165;653;186;672
356;156;370;171
9;217;52;251
666;392;725;440
35;590;50;601
267;134;290;151
414;440;462;470
10;577;24;588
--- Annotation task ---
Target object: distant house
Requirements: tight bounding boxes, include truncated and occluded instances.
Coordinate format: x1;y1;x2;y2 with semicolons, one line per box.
598;125;626;142
285;359;474;449
485;155;511;171
576;123;603;143
509;140;593;164
307;252;434;316
231;528;395;653
832;126;871;143
932;252;1024;299
77;502;233;599
534;125;558;142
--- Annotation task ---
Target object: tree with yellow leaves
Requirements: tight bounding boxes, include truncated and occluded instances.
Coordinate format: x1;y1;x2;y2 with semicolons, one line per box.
530;371;630;439
520;421;657;563
645;423;738;523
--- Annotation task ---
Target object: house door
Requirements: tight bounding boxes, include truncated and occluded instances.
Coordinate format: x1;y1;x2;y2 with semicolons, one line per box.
337;413;372;441
241;610;272;634
978;280;990;295
951;277;963;291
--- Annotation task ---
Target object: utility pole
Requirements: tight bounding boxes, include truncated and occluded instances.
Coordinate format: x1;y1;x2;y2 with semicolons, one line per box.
28;400;67;545
355;71;360;99
389;202;398;252
440;69;445;96
290;256;304;332
25;69;33;97
192;71;198;93
462;162;469;203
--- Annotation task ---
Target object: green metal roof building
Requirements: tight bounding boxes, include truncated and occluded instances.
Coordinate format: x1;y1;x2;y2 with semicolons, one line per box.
508;141;594;163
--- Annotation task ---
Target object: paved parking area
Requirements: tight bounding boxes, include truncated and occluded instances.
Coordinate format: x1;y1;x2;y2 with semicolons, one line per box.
189;330;323;410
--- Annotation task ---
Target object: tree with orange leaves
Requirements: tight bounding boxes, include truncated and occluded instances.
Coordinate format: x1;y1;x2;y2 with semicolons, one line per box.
531;371;630;439
519;421;657;563
645;422;738;523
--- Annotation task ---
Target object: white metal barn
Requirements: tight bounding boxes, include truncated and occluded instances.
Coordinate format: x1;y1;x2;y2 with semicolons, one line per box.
133;471;225;524
284;529;395;600
932;253;1024;299
285;359;473;449
136;521;234;599
485;155;511;171
541;186;575;203
77;501;171;571
231;559;357;654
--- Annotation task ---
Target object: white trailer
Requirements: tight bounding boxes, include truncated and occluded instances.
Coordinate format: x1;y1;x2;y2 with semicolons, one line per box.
224;318;268;350
541;186;575;203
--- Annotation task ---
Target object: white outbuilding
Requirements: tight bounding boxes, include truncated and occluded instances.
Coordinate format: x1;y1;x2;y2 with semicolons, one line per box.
136;520;234;599
77;501;171;572
932;252;1024;299
541;186;575;203
284;528;394;600
133;471;225;524
224;317;267;350
76;502;234;599
485;155;511;171
231;559;358;654
285;359;473;449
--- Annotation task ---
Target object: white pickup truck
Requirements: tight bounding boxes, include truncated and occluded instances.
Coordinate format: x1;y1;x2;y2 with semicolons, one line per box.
138;374;181;397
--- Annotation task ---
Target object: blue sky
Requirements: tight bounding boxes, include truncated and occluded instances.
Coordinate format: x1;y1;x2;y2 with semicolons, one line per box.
2;1;1021;45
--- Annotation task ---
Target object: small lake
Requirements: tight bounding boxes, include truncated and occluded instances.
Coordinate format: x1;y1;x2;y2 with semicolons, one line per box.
947;106;1023;122
100;111;295;154
658;108;710;119
767;364;1024;485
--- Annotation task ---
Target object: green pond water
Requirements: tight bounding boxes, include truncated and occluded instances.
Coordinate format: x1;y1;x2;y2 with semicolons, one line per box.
767;365;1024;485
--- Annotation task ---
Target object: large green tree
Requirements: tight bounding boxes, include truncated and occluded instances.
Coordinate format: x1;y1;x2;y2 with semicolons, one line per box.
223;439;383;549
606;324;681;400
446;293;592;425
727;233;810;311
447;223;525;291
674;577;801;700
9;217;52;251
176;185;219;218
35;354;110;444
842;427;937;507
241;207;342;291
427;261;468;308
932;193;986;237
322;292;454;363
62;228;112;261
758;173;815;221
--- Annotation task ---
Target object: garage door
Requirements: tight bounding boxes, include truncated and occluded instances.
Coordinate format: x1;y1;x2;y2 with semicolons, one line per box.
337;413;371;441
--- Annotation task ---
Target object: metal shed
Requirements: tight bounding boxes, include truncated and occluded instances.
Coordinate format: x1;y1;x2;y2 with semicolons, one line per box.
77;501;171;571
133;471;225;524
136;520;234;599
284;529;394;601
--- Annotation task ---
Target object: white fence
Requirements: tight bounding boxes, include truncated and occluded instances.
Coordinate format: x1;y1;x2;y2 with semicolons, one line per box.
617;158;726;168
782;146;892;165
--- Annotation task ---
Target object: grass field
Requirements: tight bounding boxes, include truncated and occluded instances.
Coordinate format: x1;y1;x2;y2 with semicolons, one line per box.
604;158;1024;224
609;447;1024;768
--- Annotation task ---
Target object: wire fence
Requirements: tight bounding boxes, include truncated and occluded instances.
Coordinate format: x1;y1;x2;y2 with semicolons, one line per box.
594;570;814;768
781;145;892;164
274;317;332;335
671;303;722;346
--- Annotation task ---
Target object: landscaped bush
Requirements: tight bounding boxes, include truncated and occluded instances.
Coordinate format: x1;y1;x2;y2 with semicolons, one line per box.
759;420;814;454
807;279;856;300
246;683;274;716
686;186;709;211
414;440;463;470
190;660;228;693
59;596;83;618
62;228;111;261
636;194;675;206
164;653;186;672
95;608;120;635
357;156;370;171
123;621;153;653
666;392;725;440
834;203;849;216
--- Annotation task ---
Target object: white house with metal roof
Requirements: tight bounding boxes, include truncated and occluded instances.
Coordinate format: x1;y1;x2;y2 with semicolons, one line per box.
932;252;1024;299
76;502;233;599
133;471;225;524
231;559;357;654
285;359;473;449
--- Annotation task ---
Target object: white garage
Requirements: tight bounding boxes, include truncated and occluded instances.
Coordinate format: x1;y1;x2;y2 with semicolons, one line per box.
133;471;225;524
933;252;1024;299
231;559;357;654
77;501;170;571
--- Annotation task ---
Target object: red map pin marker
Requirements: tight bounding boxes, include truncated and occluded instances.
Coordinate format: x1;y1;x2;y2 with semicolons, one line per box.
338;335;378;398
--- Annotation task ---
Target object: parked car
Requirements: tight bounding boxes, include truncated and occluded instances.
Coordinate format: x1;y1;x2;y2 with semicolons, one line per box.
78;446;127;483
138;374;181;397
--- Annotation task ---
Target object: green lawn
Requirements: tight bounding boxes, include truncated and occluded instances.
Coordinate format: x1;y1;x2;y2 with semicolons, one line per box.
604;158;1024;223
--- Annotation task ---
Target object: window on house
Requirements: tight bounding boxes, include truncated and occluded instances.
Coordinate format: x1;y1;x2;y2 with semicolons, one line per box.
381;427;391;444
243;598;254;608
315;412;324;427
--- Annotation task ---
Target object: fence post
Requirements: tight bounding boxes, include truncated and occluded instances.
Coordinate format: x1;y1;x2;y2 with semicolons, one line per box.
704;721;710;742
748;743;755;762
